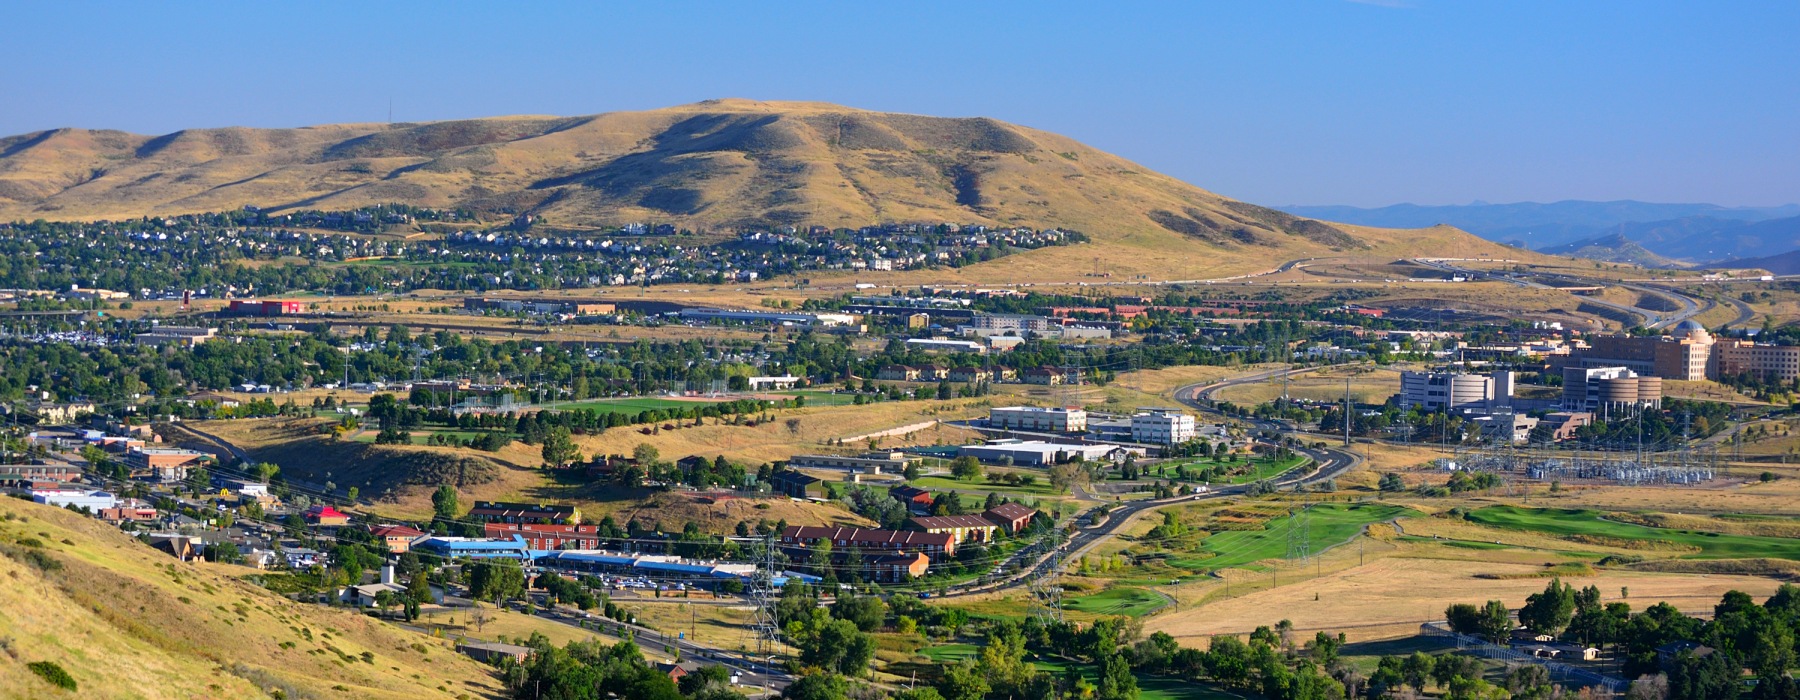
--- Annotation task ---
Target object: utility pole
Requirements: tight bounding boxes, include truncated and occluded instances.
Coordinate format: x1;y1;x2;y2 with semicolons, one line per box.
1343;376;1352;447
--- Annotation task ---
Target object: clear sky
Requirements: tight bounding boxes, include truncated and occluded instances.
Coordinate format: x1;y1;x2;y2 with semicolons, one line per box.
3;1;1795;207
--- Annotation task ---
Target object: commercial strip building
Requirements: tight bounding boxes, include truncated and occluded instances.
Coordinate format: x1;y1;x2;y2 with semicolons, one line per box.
678;308;858;328
124;448;212;482
988;406;1087;433
31;489;119;511
226;299;306;316
133;326;218;347
462;297;615;315
1129;409;1197;444
787;452;916;474
413;535;533;560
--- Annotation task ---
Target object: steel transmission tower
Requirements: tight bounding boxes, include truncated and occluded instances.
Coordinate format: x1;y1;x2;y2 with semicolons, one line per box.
1027;529;1067;623
747;535;782;679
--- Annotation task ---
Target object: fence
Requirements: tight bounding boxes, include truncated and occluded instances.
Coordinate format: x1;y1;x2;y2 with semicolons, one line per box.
1419;622;1628;694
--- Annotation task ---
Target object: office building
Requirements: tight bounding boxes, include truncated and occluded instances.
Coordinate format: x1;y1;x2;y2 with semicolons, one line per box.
1130;409;1197;444
1561;367;1662;416
989;406;1087;432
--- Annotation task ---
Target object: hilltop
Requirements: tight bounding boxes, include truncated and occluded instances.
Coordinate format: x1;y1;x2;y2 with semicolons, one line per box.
0;497;504;699
0;99;1528;278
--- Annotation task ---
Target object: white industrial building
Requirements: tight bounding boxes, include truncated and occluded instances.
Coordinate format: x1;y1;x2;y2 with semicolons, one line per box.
1397;370;1514;411
1130;409;1197;444
957;439;1133;466
989;406;1087;433
31;489;119;511
904;338;987;354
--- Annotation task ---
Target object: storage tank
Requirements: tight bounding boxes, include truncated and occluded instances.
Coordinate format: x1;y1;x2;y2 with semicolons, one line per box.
1447;375;1495;408
1597;378;1639;407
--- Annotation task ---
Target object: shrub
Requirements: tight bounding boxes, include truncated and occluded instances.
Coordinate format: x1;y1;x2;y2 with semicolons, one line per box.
28;660;77;690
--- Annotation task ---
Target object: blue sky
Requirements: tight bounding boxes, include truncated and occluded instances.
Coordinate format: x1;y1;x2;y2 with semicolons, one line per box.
2;2;1795;207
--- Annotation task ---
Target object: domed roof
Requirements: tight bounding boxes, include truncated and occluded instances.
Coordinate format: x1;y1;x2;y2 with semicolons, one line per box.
1676;320;1706;332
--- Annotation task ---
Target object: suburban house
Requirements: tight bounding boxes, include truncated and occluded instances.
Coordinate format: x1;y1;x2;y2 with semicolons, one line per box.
888;485;934;509
1021;367;1066;386
467;501;581;525
150;536;199;562
947;366;993;383
369;524;427;553
877;365;923;382
983;503;1037;534
768;470;827;499
906;515;999;545
780;525;955;559
869;552;931;583
282;548;323;569
304;505;350;526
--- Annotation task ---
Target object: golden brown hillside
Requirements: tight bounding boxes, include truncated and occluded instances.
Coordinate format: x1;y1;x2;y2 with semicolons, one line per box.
0;99;1531;278
0;497;504;699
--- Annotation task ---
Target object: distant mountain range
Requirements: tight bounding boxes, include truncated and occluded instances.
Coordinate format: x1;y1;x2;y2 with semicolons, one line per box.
1279;201;1800;267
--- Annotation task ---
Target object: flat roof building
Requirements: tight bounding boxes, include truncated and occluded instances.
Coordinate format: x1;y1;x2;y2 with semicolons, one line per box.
989;406;1087;433
1130;409;1197;445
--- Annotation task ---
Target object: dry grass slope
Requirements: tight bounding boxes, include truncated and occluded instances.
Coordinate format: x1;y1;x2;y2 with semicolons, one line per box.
0;497;503;699
0;99;1538;279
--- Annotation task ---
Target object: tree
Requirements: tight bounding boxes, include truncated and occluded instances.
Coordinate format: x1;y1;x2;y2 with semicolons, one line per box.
1446;603;1485;637
1049;461;1089;494
1378;472;1406;492
1401;651;1436;693
254;462;281;483
831;592;887;632
468;559;526;606
1097;650;1140;700
1668;650;1740;700
432;485;459;519
782;672;849;700
949;456;984;482
204;542;243;564
634;443;661;466
541;426;581;468
937;661;991;700
1519;578;1578;637
407;569;432;604
1479;599;1514;643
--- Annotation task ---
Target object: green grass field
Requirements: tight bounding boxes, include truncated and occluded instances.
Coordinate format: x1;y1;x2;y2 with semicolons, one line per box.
1165;503;1417;571
1032;660;1243;700
910;476;1065;497
775;389;860;406
557;397;720;414
1465;506;1800;560
1166;455;1309;484
920;644;980;663
1062;587;1170;617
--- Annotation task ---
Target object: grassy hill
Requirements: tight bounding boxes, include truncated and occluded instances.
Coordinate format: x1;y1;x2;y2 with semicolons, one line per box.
0;99;1533;279
0;496;503;699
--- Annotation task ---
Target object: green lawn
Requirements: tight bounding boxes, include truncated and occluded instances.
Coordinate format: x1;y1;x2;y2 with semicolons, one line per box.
1466;506;1800;560
910;476;1064;497
1062;587;1170;617
557;397;720;414
1165;503;1417;571
1166;455;1309;484
1031;660;1243;700
920;644;980;663
775;389;859;406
